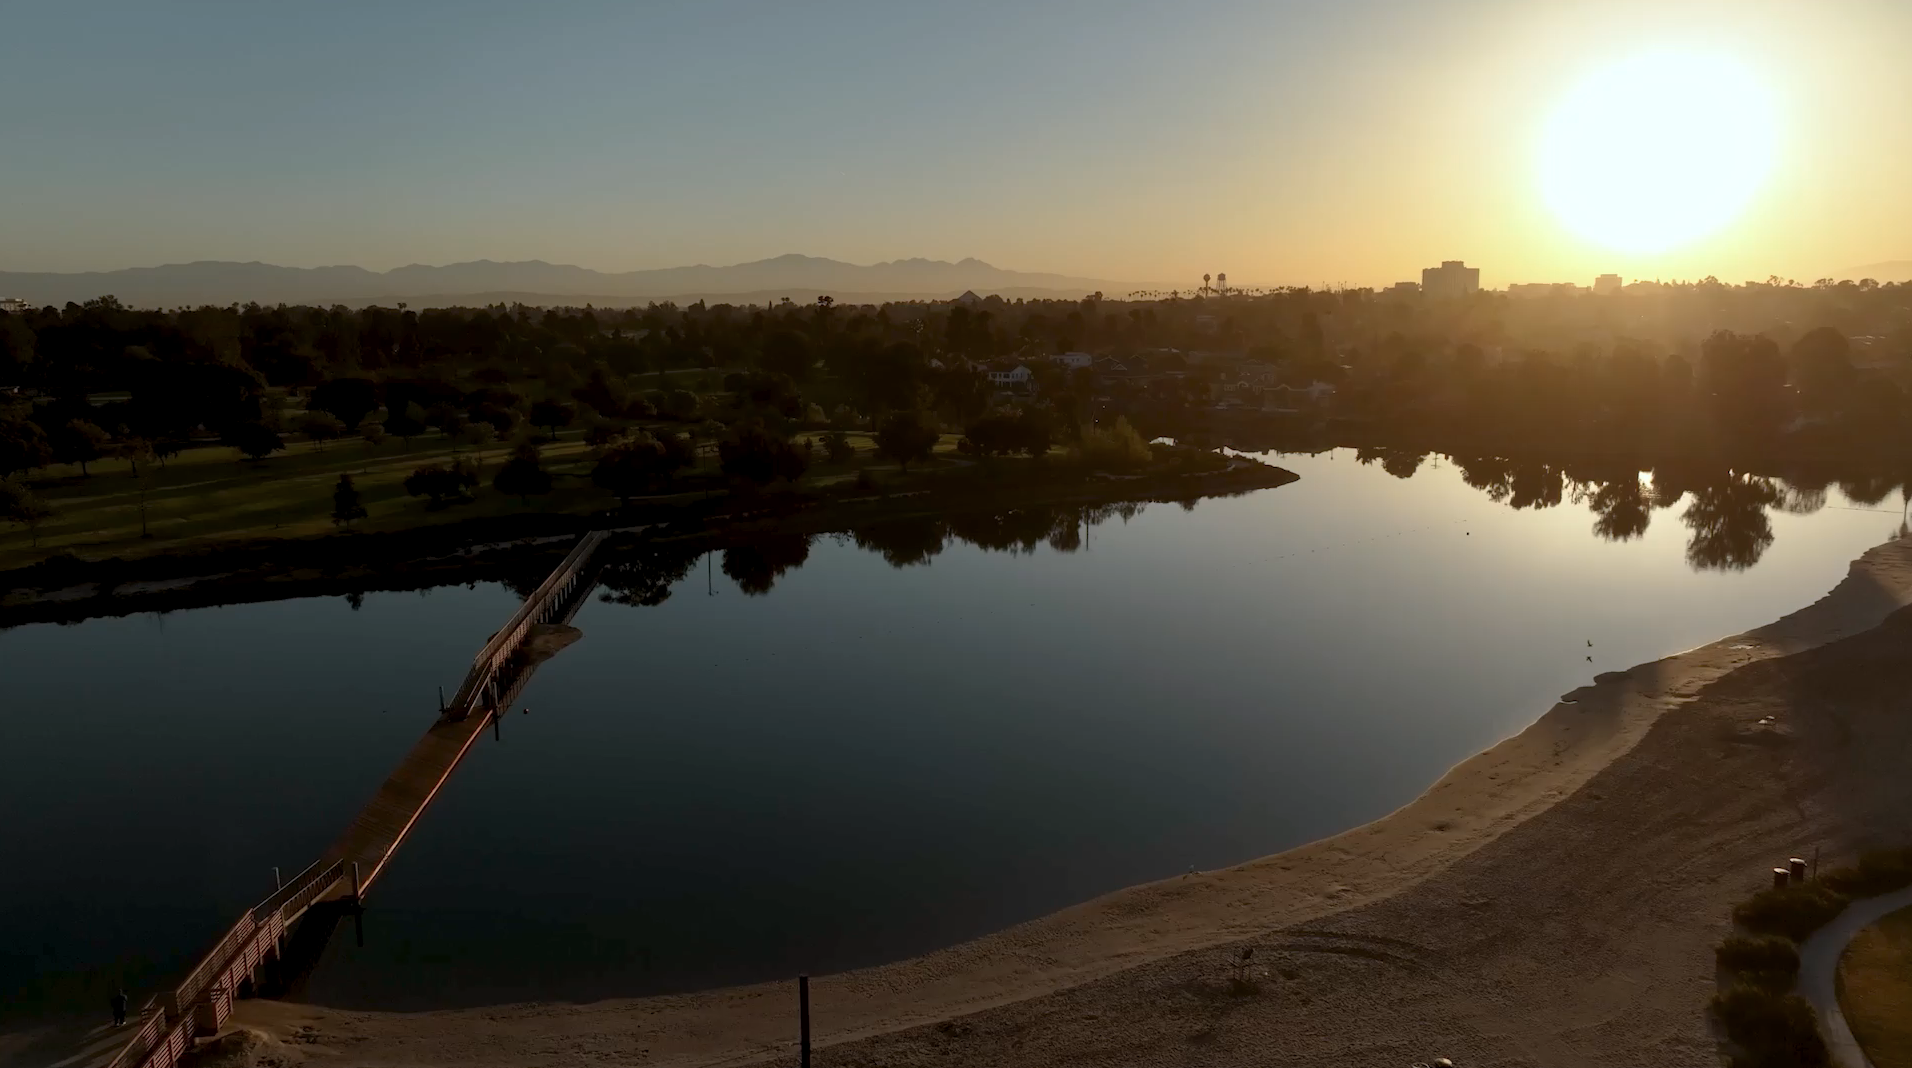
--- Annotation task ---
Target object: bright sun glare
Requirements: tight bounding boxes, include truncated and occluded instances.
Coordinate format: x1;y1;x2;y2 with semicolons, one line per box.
1537;50;1778;254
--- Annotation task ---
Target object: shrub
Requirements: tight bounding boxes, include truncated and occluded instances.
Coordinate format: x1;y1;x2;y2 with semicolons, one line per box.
1073;417;1151;471
1715;935;1800;989
1821;847;1912;898
403;461;478;507
1710;985;1829;1068
1732;882;1850;942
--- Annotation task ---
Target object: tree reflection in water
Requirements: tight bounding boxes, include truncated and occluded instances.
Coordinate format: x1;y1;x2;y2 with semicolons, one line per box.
722;534;812;596
1679;474;1780;571
592;453;1907;606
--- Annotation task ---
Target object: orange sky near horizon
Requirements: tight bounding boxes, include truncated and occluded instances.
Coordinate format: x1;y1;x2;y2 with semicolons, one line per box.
0;0;1906;289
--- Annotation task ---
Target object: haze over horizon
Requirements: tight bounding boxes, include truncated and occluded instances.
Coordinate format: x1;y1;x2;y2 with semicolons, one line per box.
4;0;1909;289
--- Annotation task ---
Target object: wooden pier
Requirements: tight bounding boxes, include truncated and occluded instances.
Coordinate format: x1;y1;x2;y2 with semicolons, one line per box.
97;531;607;1068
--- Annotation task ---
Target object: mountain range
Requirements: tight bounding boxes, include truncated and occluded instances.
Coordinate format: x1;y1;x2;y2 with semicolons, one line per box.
1841;261;1912;284
0;255;1121;309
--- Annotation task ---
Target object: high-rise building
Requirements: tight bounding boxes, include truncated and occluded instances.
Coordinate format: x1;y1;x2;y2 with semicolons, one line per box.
1594;273;1623;295
1421;260;1480;299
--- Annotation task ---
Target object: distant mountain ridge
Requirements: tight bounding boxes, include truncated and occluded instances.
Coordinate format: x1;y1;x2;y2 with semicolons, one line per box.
0;255;1120;308
1840;260;1912;283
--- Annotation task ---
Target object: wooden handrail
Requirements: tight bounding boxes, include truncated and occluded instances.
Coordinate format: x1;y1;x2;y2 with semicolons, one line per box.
98;532;607;1068
446;531;605;715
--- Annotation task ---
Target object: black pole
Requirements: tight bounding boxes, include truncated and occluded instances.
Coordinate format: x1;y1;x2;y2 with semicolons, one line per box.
799;974;810;1068
493;709;501;741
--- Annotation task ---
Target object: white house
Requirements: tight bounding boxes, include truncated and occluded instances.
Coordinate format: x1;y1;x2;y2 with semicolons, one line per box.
987;365;1032;387
0;298;30;314
1049;351;1093;370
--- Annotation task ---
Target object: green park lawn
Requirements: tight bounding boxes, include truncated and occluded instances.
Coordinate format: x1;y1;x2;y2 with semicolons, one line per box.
0;426;962;572
1840;904;1912;1068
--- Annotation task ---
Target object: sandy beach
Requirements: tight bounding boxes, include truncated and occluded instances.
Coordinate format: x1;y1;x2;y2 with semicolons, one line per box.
187;535;1912;1066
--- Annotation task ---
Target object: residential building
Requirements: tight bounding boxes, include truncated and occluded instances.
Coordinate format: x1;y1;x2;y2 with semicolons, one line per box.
0;298;30;314
1385;281;1421;297
1593;273;1623;295
1421;260;1480;299
1507;282;1588;298
1049;351;1093;370
986;365;1032;387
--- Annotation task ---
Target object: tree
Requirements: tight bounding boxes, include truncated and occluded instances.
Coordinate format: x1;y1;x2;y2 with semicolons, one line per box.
660;389;700;421
584;422;627;449
592;432;693;504
528;399;576;433
875;410;939;472
0;417;52;477
823;430;855;464
572;368;628;418
385;401;428;446
403;460;478;507
493;442;554;504
1015;408;1054;458
299;410;347;450
760;330;814;382
1700;331;1787;440
1789;326;1854;411
226;421;284;461
962;412;1021;459
718;423;808;486
55;419;110;476
0;477;53;547
331;473;368;528
309;377;379;430
114;437;158;536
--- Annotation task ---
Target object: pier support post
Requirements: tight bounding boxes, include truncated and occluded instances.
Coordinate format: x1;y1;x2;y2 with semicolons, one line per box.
1772;867;1790;889
351;862;365;947
1789;857;1808;883
799;973;810;1068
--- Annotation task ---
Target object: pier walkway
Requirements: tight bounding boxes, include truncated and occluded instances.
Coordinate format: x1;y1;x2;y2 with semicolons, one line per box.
95;531;607;1068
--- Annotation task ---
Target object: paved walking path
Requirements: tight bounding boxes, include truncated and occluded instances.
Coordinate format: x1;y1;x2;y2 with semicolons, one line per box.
1798;885;1912;1068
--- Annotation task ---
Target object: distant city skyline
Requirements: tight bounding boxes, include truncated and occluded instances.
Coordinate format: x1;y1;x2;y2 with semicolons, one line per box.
2;0;1908;288
5;253;1911;313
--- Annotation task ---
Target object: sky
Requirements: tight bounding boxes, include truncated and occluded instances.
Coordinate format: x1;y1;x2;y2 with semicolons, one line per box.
2;0;1908;289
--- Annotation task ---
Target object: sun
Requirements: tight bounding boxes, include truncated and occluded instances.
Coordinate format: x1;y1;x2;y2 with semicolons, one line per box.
1536;49;1778;254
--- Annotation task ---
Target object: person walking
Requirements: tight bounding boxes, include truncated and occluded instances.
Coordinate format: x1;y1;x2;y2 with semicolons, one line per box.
111;987;128;1027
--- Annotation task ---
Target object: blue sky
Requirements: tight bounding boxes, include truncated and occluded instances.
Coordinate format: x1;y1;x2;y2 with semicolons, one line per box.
3;0;1907;285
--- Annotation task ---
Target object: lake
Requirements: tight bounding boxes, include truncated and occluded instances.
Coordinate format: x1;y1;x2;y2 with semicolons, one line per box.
1;449;1903;1014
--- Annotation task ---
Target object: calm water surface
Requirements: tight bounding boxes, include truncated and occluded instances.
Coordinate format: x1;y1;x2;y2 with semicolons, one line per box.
1;450;1902;1012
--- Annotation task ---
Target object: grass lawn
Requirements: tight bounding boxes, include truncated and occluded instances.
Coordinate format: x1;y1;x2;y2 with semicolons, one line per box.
1839;904;1912;1068
0;425;967;572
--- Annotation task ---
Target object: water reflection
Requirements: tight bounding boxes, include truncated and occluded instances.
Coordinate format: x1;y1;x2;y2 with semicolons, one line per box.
1351;450;1908;572
589;454;1904;610
599;503;1154;604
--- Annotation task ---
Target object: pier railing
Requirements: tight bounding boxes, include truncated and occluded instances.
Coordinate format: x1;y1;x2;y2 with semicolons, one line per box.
446;530;606;718
99;532;607;1068
103;856;350;1068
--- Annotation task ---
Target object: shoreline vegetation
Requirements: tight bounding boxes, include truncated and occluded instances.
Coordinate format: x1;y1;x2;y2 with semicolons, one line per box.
167;535;1910;1067
0;449;1293;627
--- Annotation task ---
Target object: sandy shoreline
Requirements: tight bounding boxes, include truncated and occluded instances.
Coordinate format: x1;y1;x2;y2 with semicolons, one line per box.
153;535;1912;1065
